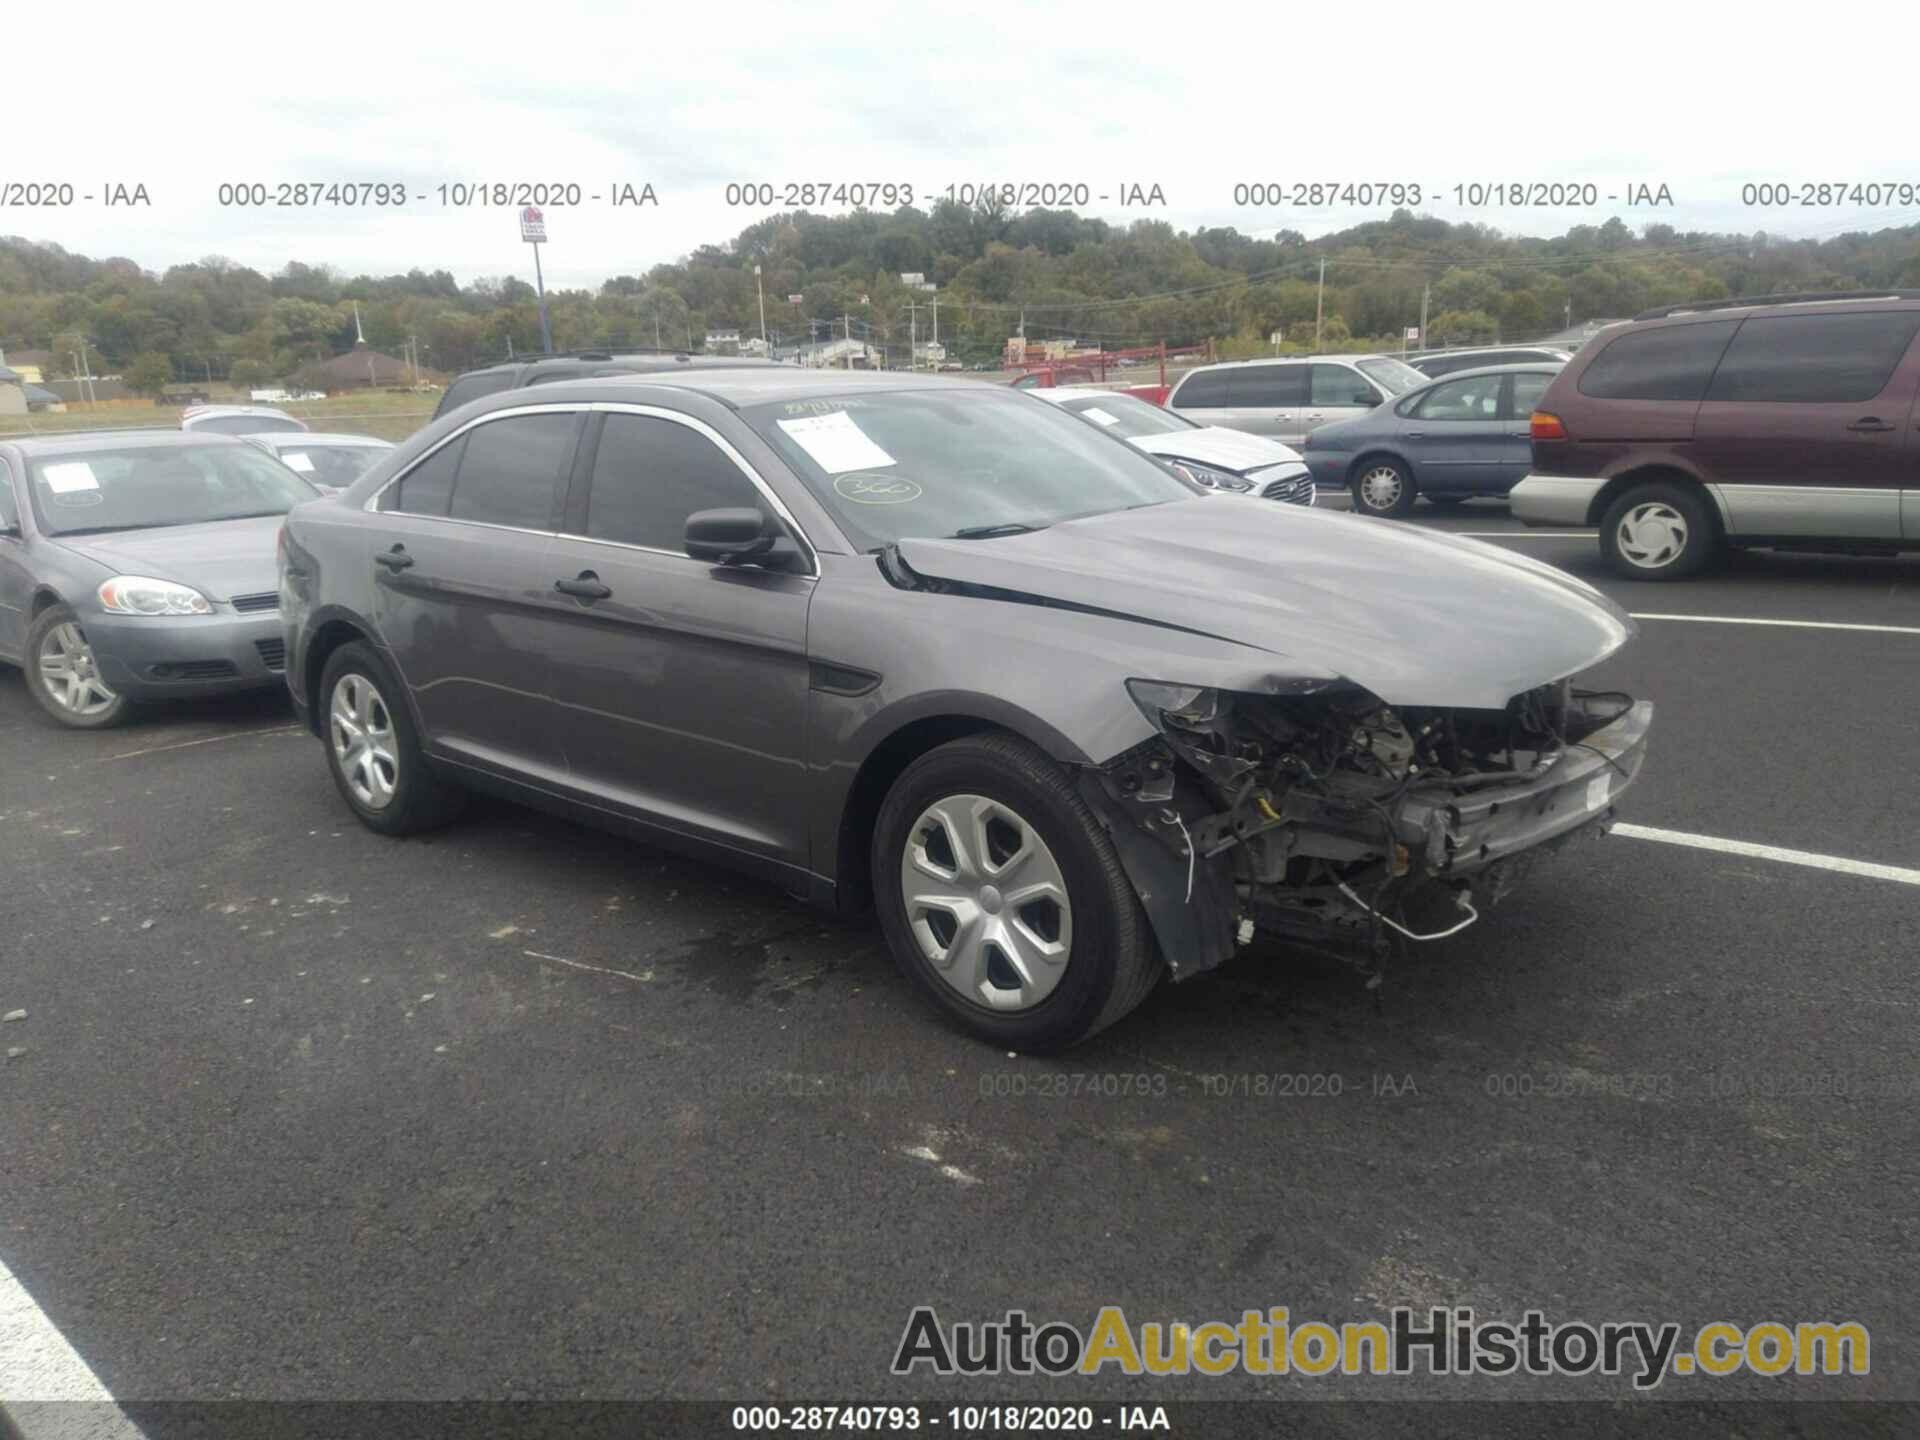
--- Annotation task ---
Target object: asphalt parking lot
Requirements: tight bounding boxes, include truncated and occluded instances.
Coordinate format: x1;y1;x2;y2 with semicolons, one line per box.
4;502;1919;1426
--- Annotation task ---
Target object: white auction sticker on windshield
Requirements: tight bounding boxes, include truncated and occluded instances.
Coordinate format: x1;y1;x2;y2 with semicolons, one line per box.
777;410;898;474
282;452;316;473
1081;407;1120;426
42;462;100;493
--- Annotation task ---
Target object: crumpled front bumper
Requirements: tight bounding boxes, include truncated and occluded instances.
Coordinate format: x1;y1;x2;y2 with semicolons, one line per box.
1394;699;1654;882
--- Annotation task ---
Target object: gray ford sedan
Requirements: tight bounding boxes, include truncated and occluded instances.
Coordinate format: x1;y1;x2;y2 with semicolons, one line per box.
281;370;1652;1051
0;431;321;728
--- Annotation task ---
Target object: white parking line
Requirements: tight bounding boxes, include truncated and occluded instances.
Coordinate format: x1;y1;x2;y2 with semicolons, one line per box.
0;1255;144;1435
1614;824;1920;886
1627;614;1920;636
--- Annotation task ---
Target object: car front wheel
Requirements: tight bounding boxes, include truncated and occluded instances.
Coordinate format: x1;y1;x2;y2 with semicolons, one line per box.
1599;481;1717;579
319;641;465;835
26;606;131;729
873;733;1162;1052
1351;458;1415;517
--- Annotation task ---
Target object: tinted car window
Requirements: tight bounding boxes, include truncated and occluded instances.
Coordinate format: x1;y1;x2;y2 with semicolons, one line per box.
384;435;463;516
1705;312;1920;403
436;370;520;417
1170;369;1231;408
583;415;763;551
1509;371;1556;416
1309;364;1376;406
192;414;306;435
276;446;390;488
1578;321;1739;401
1060;393;1195;437
448;413;576;530
1415;373;1503;420
1232;364;1306;407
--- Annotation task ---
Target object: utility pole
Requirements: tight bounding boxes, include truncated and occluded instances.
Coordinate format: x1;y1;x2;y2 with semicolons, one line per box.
1314;258;1326;350
1419;283;1430;354
844;314;852;370
754;264;768;352
908;301;917;372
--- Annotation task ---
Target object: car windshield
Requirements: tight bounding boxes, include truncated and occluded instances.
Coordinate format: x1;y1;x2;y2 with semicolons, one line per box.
191;413;306;435
270;444;390;487
743;388;1197;549
1059;393;1197;438
26;443;322;535
1355;357;1426;394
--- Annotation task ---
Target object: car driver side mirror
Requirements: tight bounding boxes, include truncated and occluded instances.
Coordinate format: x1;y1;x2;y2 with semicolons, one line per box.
685;507;776;564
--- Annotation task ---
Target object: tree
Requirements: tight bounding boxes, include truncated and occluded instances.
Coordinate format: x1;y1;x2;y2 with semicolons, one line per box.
124;351;175;395
229;358;271;387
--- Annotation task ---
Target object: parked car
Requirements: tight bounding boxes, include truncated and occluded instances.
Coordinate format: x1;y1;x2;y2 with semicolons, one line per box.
281;370;1651;1051
1164;354;1427;446
242;432;394;492
433;352;782;420
1032;386;1314;504
1511;291;1920;578
180;404;309;435
0;432;322;727
1409;346;1573;378
1301;364;1564;515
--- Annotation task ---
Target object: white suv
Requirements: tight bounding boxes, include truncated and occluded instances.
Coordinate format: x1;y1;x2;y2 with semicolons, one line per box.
1165;354;1426;446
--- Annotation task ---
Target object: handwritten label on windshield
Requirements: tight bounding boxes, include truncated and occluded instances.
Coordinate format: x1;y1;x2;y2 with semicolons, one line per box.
833;474;923;504
778;411;898;474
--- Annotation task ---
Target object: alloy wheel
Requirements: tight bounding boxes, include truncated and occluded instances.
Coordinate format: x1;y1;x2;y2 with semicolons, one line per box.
1357;465;1404;511
899;794;1073;1012
1616;501;1689;570
38;623;119;717
330;673;400;810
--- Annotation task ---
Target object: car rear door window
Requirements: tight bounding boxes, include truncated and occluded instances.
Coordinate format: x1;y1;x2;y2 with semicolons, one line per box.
1234;364;1307;407
1705;312;1920;403
1415;373;1503;420
1170;369;1231;408
1308;365;1375;406
1577;321;1739;401
446;412;577;530
581;414;764;552
1508;371;1556;417
383;435;464;516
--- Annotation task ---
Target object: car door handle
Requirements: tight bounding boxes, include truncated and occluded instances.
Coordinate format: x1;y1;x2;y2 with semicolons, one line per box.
1405;430;1424;439
374;546;413;571
554;572;612;600
1847;417;1896;432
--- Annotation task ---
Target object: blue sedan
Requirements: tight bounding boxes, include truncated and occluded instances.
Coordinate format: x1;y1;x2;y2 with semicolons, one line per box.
1300;363;1562;517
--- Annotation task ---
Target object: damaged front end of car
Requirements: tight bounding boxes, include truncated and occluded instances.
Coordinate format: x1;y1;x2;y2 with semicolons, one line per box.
1077;675;1654;982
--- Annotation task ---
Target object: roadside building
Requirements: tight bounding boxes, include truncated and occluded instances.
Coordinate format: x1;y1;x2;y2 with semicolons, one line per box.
0;367;26;416
290;347;413;393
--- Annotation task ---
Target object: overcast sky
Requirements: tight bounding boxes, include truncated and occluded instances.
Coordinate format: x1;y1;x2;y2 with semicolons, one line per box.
10;1;1916;291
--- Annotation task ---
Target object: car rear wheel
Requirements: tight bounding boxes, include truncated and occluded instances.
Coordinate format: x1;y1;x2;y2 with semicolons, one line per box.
26;606;131;729
873;733;1162;1052
1351;458;1415;517
319;641;465;835
1599;481;1717;579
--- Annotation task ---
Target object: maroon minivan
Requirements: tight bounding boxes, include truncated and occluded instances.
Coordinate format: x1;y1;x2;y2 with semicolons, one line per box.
1510;292;1920;578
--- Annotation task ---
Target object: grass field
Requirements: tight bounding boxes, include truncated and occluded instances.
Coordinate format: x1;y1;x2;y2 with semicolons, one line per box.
0;391;436;445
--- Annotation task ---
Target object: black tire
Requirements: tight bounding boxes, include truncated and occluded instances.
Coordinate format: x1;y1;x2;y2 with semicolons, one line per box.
1598;480;1718;580
1350;456;1416;517
317;641;465;835
872;733;1162;1052
24;605;132;729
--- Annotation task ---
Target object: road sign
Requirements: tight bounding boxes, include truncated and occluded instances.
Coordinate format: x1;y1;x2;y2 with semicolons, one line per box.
1404;326;1421;341
520;206;546;243
1269;329;1284;344
788;293;804;304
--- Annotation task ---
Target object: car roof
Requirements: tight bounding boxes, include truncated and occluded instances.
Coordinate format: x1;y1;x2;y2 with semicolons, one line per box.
520;368;992;407
1632;289;1920;322
1416;345;1570;357
1416;362;1565;381
182;404;295;417
464;354;786;380
7;429;250;457
1182;353;1395;375
252;431;391;447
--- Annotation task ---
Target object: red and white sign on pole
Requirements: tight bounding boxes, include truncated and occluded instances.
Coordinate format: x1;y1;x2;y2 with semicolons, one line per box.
520;206;546;243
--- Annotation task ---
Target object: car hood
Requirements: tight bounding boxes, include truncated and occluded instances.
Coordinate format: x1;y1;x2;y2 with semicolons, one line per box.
1130;427;1304;472
52;515;284;602
894;497;1633;709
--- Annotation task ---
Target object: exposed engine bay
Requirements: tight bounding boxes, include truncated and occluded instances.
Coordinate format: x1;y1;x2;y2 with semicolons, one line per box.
1080;678;1654;981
